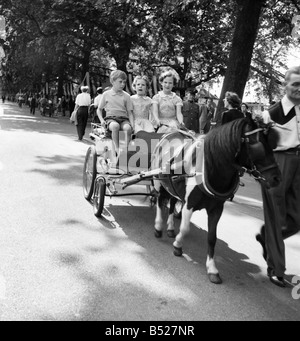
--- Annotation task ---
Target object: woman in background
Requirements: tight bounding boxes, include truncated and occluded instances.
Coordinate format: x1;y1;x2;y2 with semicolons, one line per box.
221;91;244;125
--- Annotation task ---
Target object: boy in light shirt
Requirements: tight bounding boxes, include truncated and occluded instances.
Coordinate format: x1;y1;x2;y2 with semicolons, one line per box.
98;70;133;155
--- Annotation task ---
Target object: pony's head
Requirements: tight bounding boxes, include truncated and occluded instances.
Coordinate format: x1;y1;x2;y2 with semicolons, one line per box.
236;117;282;189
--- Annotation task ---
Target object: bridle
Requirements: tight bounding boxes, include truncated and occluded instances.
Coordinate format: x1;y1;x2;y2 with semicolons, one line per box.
237;126;278;184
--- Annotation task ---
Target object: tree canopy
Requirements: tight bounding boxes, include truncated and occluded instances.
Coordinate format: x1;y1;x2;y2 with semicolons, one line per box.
0;0;299;100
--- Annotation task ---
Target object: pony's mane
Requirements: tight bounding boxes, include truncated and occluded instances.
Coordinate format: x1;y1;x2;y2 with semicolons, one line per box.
204;119;246;172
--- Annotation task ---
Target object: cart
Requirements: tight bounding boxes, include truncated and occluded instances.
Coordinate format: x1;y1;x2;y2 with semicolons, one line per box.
83;123;196;218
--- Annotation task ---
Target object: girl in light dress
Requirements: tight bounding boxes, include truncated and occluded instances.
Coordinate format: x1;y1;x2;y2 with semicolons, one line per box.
130;75;155;133
152;68;184;134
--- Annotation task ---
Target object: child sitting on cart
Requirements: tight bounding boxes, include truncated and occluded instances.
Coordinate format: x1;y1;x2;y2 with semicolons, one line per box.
130;75;155;133
97;70;133;156
152;68;184;133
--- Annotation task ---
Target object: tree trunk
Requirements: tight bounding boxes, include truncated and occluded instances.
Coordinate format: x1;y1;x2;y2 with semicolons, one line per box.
82;48;91;82
114;39;132;72
57;61;65;98
215;0;265;123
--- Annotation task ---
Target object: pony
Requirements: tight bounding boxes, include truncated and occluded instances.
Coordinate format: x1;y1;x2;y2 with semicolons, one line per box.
152;117;281;284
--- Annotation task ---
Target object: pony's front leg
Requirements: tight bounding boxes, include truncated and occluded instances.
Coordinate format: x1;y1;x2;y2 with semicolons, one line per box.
166;198;177;238
154;196;164;238
206;204;224;284
173;204;193;256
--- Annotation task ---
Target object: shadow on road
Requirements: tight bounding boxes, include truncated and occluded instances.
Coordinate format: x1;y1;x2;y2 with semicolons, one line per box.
0;102;90;138
26;154;85;186
100;205;261;283
46;203;300;321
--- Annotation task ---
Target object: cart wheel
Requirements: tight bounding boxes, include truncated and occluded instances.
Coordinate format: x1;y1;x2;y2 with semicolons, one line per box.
93;177;106;218
83;146;97;201
174;200;183;219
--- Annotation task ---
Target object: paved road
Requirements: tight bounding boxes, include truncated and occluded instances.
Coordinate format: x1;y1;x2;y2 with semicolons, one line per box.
0;102;299;321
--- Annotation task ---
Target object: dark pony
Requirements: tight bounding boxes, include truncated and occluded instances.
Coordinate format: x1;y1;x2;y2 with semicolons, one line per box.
205;119;244;171
153;117;281;284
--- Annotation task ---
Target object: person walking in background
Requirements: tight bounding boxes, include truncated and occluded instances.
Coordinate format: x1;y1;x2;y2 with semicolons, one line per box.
182;89;200;134
221;91;246;202
73;86;92;141
206;98;216;122
61;96;67;117
199;97;210;134
210;99;220;130
28;95;32;108
39;95;47;116
94;87;103;109
47;97;54;117
18;94;23;107
30;95;37;115
92;87;103;123
221;91;244;125
205;97;215;133
256;66;300;287
241;102;252;119
68;96;75;117
56;98;62;116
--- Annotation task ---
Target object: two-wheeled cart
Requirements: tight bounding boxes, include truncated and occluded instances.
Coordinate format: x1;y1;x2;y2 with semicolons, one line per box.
83;123;196;218
83;124;160;217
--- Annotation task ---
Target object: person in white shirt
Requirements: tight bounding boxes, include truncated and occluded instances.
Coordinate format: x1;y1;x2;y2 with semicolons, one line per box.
74;86;92;140
256;66;300;287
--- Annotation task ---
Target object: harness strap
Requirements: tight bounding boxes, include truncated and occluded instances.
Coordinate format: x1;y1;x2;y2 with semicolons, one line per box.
202;151;240;200
244;128;264;136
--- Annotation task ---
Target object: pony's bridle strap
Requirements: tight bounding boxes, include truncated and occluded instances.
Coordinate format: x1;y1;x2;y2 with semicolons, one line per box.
238;127;277;183
244;128;264;136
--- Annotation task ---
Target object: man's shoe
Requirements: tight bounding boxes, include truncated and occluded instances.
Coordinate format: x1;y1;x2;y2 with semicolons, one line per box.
256;234;267;261
269;276;286;288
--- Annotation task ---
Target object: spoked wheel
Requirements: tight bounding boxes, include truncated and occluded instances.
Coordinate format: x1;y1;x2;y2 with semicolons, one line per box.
93;176;106;218
174;200;183;219
83;146;97;201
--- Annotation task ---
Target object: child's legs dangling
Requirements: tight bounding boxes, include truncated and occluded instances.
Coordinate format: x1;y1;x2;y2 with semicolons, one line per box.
108;121;121;153
121;122;132;147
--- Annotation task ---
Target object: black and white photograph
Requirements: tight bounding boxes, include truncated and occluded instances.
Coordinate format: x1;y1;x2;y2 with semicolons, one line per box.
0;0;300;323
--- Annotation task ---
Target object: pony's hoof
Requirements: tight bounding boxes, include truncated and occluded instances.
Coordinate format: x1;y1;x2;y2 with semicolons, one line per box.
167;230;176;238
155;229;163;238
173;246;183;257
208;273;223;285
